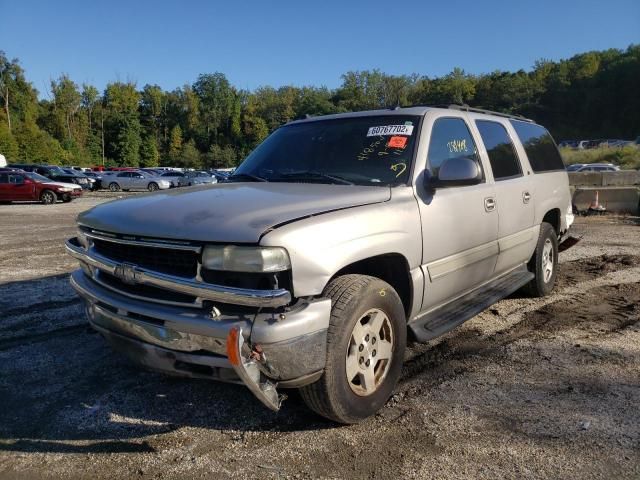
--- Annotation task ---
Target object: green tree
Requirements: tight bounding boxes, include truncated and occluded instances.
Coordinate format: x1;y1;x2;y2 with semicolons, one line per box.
103;81;142;166
139;134;159;167
0;121;19;159
167;124;182;163
178;139;201;168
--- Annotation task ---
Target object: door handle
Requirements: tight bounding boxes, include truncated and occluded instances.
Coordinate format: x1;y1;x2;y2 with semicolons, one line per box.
484;197;496;212
523;191;531;204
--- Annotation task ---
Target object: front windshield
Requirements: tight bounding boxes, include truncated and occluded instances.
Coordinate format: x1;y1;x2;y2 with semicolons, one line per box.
25;172;54;183
234;115;420;186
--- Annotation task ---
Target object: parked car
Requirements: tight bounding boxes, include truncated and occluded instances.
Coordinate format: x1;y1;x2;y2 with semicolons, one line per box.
158;170;189;187
103;171;172;192
140;168;164;176
0;170;82;204
566;163;586;172
62;168;97;190
184;170;217;186
575;163;620;172
66;105;575;423
9;164;92;190
210;169;231;182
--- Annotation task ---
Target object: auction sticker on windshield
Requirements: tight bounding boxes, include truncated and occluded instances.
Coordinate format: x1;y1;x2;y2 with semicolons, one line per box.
367;124;414;136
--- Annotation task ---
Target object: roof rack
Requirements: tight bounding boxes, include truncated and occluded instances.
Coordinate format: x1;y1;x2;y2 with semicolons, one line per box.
401;104;534;123
444;104;533;122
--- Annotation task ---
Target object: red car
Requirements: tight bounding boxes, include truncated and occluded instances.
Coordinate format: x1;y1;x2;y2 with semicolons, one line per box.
0;170;83;204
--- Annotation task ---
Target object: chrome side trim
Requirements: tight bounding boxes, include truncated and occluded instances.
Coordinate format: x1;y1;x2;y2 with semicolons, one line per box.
66;237;292;308
85;231;202;252
426;240;499;281
498;228;535;253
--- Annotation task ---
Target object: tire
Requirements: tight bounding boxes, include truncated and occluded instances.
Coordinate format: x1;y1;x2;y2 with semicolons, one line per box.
40;190;56;205
523;222;558;297
148;182;159;192
109;182;120;192
299;274;406;424
62;195;72;203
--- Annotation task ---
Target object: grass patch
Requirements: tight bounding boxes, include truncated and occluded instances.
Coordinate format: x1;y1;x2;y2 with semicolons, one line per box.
560;146;640;170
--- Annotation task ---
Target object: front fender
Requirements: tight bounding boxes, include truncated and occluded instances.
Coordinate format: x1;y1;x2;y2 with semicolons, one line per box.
260;187;422;297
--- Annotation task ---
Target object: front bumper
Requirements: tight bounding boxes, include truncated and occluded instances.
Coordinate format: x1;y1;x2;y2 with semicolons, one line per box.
69;264;330;410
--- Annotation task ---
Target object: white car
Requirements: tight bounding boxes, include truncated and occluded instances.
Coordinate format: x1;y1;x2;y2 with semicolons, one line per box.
105;171;171;192
157;170;189;187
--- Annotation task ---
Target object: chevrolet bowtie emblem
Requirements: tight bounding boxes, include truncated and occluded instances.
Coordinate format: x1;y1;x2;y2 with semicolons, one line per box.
114;262;138;285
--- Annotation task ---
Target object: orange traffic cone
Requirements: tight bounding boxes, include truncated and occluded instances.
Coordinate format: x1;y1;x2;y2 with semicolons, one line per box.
588;190;606;214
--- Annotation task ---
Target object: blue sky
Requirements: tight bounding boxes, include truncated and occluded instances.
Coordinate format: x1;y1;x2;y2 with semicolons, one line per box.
1;0;639;96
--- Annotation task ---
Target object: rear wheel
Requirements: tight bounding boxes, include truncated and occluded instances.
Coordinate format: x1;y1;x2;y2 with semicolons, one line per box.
109;182;120;192
40;190;56;205
148;182;159;192
300;274;406;424
524;222;558;297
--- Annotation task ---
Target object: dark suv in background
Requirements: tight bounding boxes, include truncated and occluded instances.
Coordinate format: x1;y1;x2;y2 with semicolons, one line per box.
8;164;92;190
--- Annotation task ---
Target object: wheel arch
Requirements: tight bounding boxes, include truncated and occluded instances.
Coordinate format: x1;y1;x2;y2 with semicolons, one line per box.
327;253;413;319
542;208;561;236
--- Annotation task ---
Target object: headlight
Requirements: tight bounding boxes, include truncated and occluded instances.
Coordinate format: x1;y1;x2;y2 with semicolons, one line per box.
58;187;71;192
202;246;291;273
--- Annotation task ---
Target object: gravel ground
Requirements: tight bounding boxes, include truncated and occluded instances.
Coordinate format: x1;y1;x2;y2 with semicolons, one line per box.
0;193;639;479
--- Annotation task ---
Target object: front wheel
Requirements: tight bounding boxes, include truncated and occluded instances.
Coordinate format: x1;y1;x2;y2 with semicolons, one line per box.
40;190;56;205
108;182;120;192
523;222;558;297
148;182;159;192
300;274;406;424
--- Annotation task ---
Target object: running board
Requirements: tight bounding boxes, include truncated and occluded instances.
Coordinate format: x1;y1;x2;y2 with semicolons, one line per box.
409;267;534;342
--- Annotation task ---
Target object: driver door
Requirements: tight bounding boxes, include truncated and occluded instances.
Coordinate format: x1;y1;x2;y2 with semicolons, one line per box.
8;173;33;200
415;114;499;311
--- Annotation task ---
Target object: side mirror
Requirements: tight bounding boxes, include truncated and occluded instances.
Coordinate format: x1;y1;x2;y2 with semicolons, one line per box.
425;156;482;189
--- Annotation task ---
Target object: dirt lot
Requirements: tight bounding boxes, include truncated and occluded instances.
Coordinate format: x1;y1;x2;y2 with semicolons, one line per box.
0;193;639;479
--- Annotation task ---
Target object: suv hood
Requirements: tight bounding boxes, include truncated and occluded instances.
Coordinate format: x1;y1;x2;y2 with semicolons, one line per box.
78;183;390;243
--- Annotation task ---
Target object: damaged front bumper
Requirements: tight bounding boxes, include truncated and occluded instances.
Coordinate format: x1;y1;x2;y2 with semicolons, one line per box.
69;264;330;412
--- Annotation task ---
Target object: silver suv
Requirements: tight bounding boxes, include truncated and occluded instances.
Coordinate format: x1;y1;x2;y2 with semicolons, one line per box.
66;105;575;423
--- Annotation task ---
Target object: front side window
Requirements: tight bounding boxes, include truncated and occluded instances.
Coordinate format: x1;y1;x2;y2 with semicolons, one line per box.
0;173;8;184
427;117;480;177
235;115;421;185
8;174;24;184
510;120;565;172
476;120;522;180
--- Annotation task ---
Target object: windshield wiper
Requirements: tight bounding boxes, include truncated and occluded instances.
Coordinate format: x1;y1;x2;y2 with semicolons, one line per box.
275;171;354;185
227;173;268;182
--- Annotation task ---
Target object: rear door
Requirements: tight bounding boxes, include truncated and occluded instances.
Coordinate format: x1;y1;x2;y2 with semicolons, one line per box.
471;118;535;275
117;172;132;188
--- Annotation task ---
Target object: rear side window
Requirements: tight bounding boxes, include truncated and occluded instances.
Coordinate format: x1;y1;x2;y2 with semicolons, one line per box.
0;173;8;183
510;121;565;172
427;117;480;177
475;121;522;180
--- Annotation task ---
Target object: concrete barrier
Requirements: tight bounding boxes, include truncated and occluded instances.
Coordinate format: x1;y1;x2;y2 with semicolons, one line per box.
569;171;640;187
572;186;640;214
